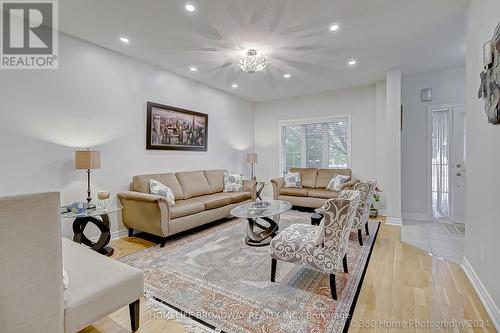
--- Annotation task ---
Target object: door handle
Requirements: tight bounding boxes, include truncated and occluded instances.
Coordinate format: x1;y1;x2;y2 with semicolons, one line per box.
456;163;462;168
456;172;462;176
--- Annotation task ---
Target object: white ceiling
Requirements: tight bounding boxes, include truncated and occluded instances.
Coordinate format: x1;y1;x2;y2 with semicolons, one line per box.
59;0;468;102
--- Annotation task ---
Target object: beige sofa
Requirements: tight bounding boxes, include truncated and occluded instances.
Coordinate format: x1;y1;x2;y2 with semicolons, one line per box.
118;169;257;246
271;167;359;209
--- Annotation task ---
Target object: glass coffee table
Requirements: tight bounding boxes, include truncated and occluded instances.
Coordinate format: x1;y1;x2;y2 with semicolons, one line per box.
230;200;292;246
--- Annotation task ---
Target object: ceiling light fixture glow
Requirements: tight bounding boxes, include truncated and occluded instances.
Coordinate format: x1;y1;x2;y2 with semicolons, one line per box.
119;36;130;45
347;59;357;66
237;49;268;74
283;74;291;79
189;66;198;72
231;83;238;88
329;23;340;32
185;4;196;12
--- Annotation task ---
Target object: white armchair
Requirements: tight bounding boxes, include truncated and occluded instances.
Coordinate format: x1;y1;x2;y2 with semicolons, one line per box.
0;192;144;333
269;190;360;299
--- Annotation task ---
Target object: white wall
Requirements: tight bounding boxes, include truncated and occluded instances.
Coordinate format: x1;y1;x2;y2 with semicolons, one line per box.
0;33;255;238
464;0;500;326
254;85;378;198
401;66;465;220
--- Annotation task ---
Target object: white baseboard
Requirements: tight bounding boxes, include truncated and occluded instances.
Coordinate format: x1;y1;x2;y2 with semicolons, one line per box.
385;217;402;226
462;257;500;331
90;228;129;242
402;212;429;221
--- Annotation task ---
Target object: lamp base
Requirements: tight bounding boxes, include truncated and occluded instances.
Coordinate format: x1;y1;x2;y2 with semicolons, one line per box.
87;202;96;210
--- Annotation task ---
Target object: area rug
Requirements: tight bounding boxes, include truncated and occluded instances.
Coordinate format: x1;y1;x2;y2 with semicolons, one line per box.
119;211;380;333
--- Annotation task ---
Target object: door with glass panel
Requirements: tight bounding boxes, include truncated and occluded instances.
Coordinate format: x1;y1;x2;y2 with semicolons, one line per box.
428;106;466;224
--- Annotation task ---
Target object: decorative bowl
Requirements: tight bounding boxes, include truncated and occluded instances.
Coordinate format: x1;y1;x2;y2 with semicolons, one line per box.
70;201;87;215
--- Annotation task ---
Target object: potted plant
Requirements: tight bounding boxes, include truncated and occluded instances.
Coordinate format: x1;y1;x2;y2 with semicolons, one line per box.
370;186;382;218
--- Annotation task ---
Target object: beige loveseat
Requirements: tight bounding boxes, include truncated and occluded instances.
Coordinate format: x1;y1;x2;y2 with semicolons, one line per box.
271;168;359;209
118;170;256;246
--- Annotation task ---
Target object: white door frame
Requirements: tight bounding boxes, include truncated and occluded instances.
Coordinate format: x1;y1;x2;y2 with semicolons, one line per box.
426;104;463;223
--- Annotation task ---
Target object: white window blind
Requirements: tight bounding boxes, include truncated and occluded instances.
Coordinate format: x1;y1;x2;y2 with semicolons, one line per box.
280;117;350;175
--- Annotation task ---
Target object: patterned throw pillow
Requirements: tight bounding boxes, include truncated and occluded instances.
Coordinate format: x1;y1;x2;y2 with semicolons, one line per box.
149;179;175;206
326;175;350;191
224;173;243;192
63;269;69;290
284;172;302;188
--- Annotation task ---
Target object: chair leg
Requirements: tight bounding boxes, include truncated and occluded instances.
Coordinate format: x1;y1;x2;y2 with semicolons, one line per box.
343;254;348;273
160;237;168;248
271;258;277;282
365;223;370;235
128;228;134;237
358;229;363;246
329;274;337;300
129;299;140;332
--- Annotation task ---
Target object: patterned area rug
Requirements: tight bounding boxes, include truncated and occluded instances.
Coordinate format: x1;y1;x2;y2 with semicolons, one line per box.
120;211;380;333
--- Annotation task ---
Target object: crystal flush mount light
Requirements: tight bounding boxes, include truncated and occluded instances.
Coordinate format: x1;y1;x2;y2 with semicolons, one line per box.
237;49;268;74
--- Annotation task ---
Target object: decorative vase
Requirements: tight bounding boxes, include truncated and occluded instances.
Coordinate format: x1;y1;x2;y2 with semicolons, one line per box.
97;191;110;209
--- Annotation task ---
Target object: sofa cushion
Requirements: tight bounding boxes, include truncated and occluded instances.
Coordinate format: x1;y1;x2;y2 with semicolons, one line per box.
316;168;352;188
280;188;309;197
308;189;339;199
133;173;184;200
176;171;212;199
204;169;227;193
170;199;205;219
290;168;317;188
224;191;252;204
193;193;233;210
62;238;143;333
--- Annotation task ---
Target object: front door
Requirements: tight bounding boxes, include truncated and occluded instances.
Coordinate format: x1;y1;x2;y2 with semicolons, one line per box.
428;105;466;224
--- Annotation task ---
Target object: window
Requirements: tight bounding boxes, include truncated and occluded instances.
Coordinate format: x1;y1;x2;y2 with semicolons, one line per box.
280;117;350;175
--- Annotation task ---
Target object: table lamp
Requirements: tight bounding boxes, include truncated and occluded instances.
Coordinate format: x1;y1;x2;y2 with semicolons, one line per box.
75;149;101;209
247;153;257;180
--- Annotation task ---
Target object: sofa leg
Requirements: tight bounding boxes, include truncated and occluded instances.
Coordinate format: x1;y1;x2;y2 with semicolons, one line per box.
365;223;370;235
358;229;363;246
128;228;134;237
160;237;168;248
343;254;348;273
129;299;140;332
271;258;277;282
330;274;337;300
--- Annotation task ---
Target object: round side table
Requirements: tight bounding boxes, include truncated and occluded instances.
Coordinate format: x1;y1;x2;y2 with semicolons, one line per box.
61;206;122;256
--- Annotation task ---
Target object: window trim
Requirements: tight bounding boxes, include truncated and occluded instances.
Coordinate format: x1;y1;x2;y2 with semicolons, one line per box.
278;115;352;176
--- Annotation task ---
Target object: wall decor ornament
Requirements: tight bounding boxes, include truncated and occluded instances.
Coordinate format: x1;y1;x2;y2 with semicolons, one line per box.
146;102;208;151
478;22;500;125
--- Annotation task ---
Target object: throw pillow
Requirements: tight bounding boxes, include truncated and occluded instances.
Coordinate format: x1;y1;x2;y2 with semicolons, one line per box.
224;173;243;192
149;179;175;206
284;172;302;188
63;269;69;290
326;175;350;191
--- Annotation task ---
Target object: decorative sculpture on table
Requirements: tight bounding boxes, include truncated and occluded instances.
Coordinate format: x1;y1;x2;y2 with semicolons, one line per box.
479;22;500;125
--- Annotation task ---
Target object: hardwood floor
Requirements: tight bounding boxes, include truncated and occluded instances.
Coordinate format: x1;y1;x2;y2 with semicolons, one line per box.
79;218;495;333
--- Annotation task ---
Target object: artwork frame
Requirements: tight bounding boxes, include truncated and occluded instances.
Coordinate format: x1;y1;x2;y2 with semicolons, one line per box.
146;102;208;151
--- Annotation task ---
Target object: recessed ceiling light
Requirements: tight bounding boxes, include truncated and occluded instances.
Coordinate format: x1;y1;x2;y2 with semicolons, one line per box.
329;23;340;32
189;66;198;72
283;74;291;79
347;59;357;66
231;83;238;88
185;3;196;12
119;36;130;45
